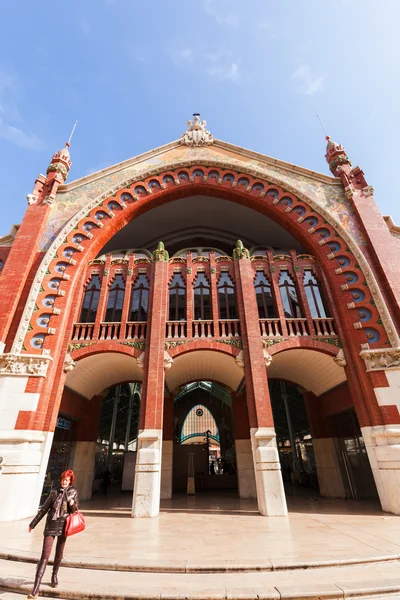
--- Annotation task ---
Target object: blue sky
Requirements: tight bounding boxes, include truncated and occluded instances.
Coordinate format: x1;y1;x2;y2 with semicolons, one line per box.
1;0;399;234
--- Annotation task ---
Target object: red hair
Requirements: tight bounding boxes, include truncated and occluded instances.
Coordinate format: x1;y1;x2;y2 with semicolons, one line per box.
59;470;75;485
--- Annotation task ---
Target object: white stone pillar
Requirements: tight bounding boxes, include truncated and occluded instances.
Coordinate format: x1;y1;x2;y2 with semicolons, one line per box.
0;360;53;521
235;439;256;498
0;430;54;521
313;438;346;498
250;427;288;516
160;440;173;500
361;367;400;515
132;429;162;517
362;425;400;515
71;441;97;501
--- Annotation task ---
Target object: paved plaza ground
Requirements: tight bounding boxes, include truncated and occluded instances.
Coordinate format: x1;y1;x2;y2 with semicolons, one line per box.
1;490;400;599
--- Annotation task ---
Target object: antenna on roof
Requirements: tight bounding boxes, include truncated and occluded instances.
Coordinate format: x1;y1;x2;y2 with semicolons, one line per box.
66;120;78;147
316;114;328;137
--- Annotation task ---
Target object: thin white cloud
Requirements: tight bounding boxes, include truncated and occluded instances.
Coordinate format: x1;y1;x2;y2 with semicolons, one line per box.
166;46;194;67
292;64;326;96
206;50;242;83
202;0;240;29
0;69;43;151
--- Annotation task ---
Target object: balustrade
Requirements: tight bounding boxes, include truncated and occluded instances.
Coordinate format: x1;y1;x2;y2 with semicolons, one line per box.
286;318;309;336
259;318;282;337
99;322;121;340
72;323;94;341
218;319;241;337
313;317;336;336
126;321;147;339
192;320;214;338
166;320;187;339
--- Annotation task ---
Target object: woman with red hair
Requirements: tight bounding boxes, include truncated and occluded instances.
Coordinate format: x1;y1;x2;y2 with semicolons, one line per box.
27;470;79;598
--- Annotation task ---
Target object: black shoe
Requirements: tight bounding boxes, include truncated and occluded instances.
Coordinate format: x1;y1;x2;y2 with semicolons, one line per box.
50;571;58;588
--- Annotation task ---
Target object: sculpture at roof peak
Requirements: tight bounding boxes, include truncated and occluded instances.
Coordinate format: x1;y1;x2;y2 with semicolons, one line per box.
179;113;214;147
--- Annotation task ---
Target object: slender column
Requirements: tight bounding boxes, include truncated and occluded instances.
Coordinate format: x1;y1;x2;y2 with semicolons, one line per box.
267;251;288;336
209;253;220;337
161;394;174;499
107;387;120;470
186;253;194;338
132;242;169;518
93;255;112;340
291;251;315;335
280;381;300;474
124;386;134;451
233;241;287;516
120;254;135;339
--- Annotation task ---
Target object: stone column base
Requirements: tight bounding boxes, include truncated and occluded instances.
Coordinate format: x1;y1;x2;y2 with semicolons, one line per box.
235;439;256;498
250;427;287;516
160;440;173;499
362;425;400;515
132;429;162;517
71;441;96;501
0;430;54;521
313;438;346;498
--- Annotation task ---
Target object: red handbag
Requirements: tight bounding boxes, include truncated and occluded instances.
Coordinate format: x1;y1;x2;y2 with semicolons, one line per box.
65;511;85;537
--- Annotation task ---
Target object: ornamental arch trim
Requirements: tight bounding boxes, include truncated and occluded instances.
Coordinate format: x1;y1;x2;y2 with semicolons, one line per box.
11;161;399;357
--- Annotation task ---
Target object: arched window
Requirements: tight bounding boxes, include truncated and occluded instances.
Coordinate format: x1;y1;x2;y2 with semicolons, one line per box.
303;270;328;318
217;272;237;319
254;272;275;318
79;274;101;323
129;274;149;321
169;273;186;321
193;272;211;320
180;404;219;444
0;259;3;274
279;271;302;317
105;274;125;322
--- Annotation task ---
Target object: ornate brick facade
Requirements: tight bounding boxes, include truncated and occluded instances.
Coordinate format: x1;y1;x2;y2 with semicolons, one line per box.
0;118;399;520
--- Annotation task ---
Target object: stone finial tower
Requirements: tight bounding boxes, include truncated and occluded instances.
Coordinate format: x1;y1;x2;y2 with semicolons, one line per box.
325;136;352;177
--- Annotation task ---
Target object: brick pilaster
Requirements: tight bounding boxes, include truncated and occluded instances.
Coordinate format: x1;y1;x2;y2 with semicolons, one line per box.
234;254;274;429
0;201;50;348
140;254;169;430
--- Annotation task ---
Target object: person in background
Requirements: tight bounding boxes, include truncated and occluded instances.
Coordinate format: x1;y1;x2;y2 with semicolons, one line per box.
102;469;112;495
27;469;79;598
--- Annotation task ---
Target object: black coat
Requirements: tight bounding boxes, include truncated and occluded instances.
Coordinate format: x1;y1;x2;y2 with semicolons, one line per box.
29;486;79;537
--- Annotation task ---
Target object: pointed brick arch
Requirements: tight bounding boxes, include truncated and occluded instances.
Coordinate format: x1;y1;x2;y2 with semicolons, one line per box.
12;163;398;360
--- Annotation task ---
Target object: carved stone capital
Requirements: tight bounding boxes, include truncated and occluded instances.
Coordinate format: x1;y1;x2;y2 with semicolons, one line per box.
333;348;347;368
137;351;145;370
63;353;76;373
233;239;250;260
360;345;400;372
43;194;56;205
360;185;375;198
235;349;244;369
0;353;52;377
164;350;173;371
26;193;38;205
152;241;169;262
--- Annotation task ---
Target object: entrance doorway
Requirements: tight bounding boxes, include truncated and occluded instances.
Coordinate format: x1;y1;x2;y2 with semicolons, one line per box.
269;380;319;493
172;381;238;494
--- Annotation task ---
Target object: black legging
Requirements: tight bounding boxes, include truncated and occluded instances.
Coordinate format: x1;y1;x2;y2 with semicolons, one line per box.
39;534;67;567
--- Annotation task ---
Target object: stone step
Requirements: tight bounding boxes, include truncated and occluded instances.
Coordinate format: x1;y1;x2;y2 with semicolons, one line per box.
2;557;400;600
1;549;399;574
